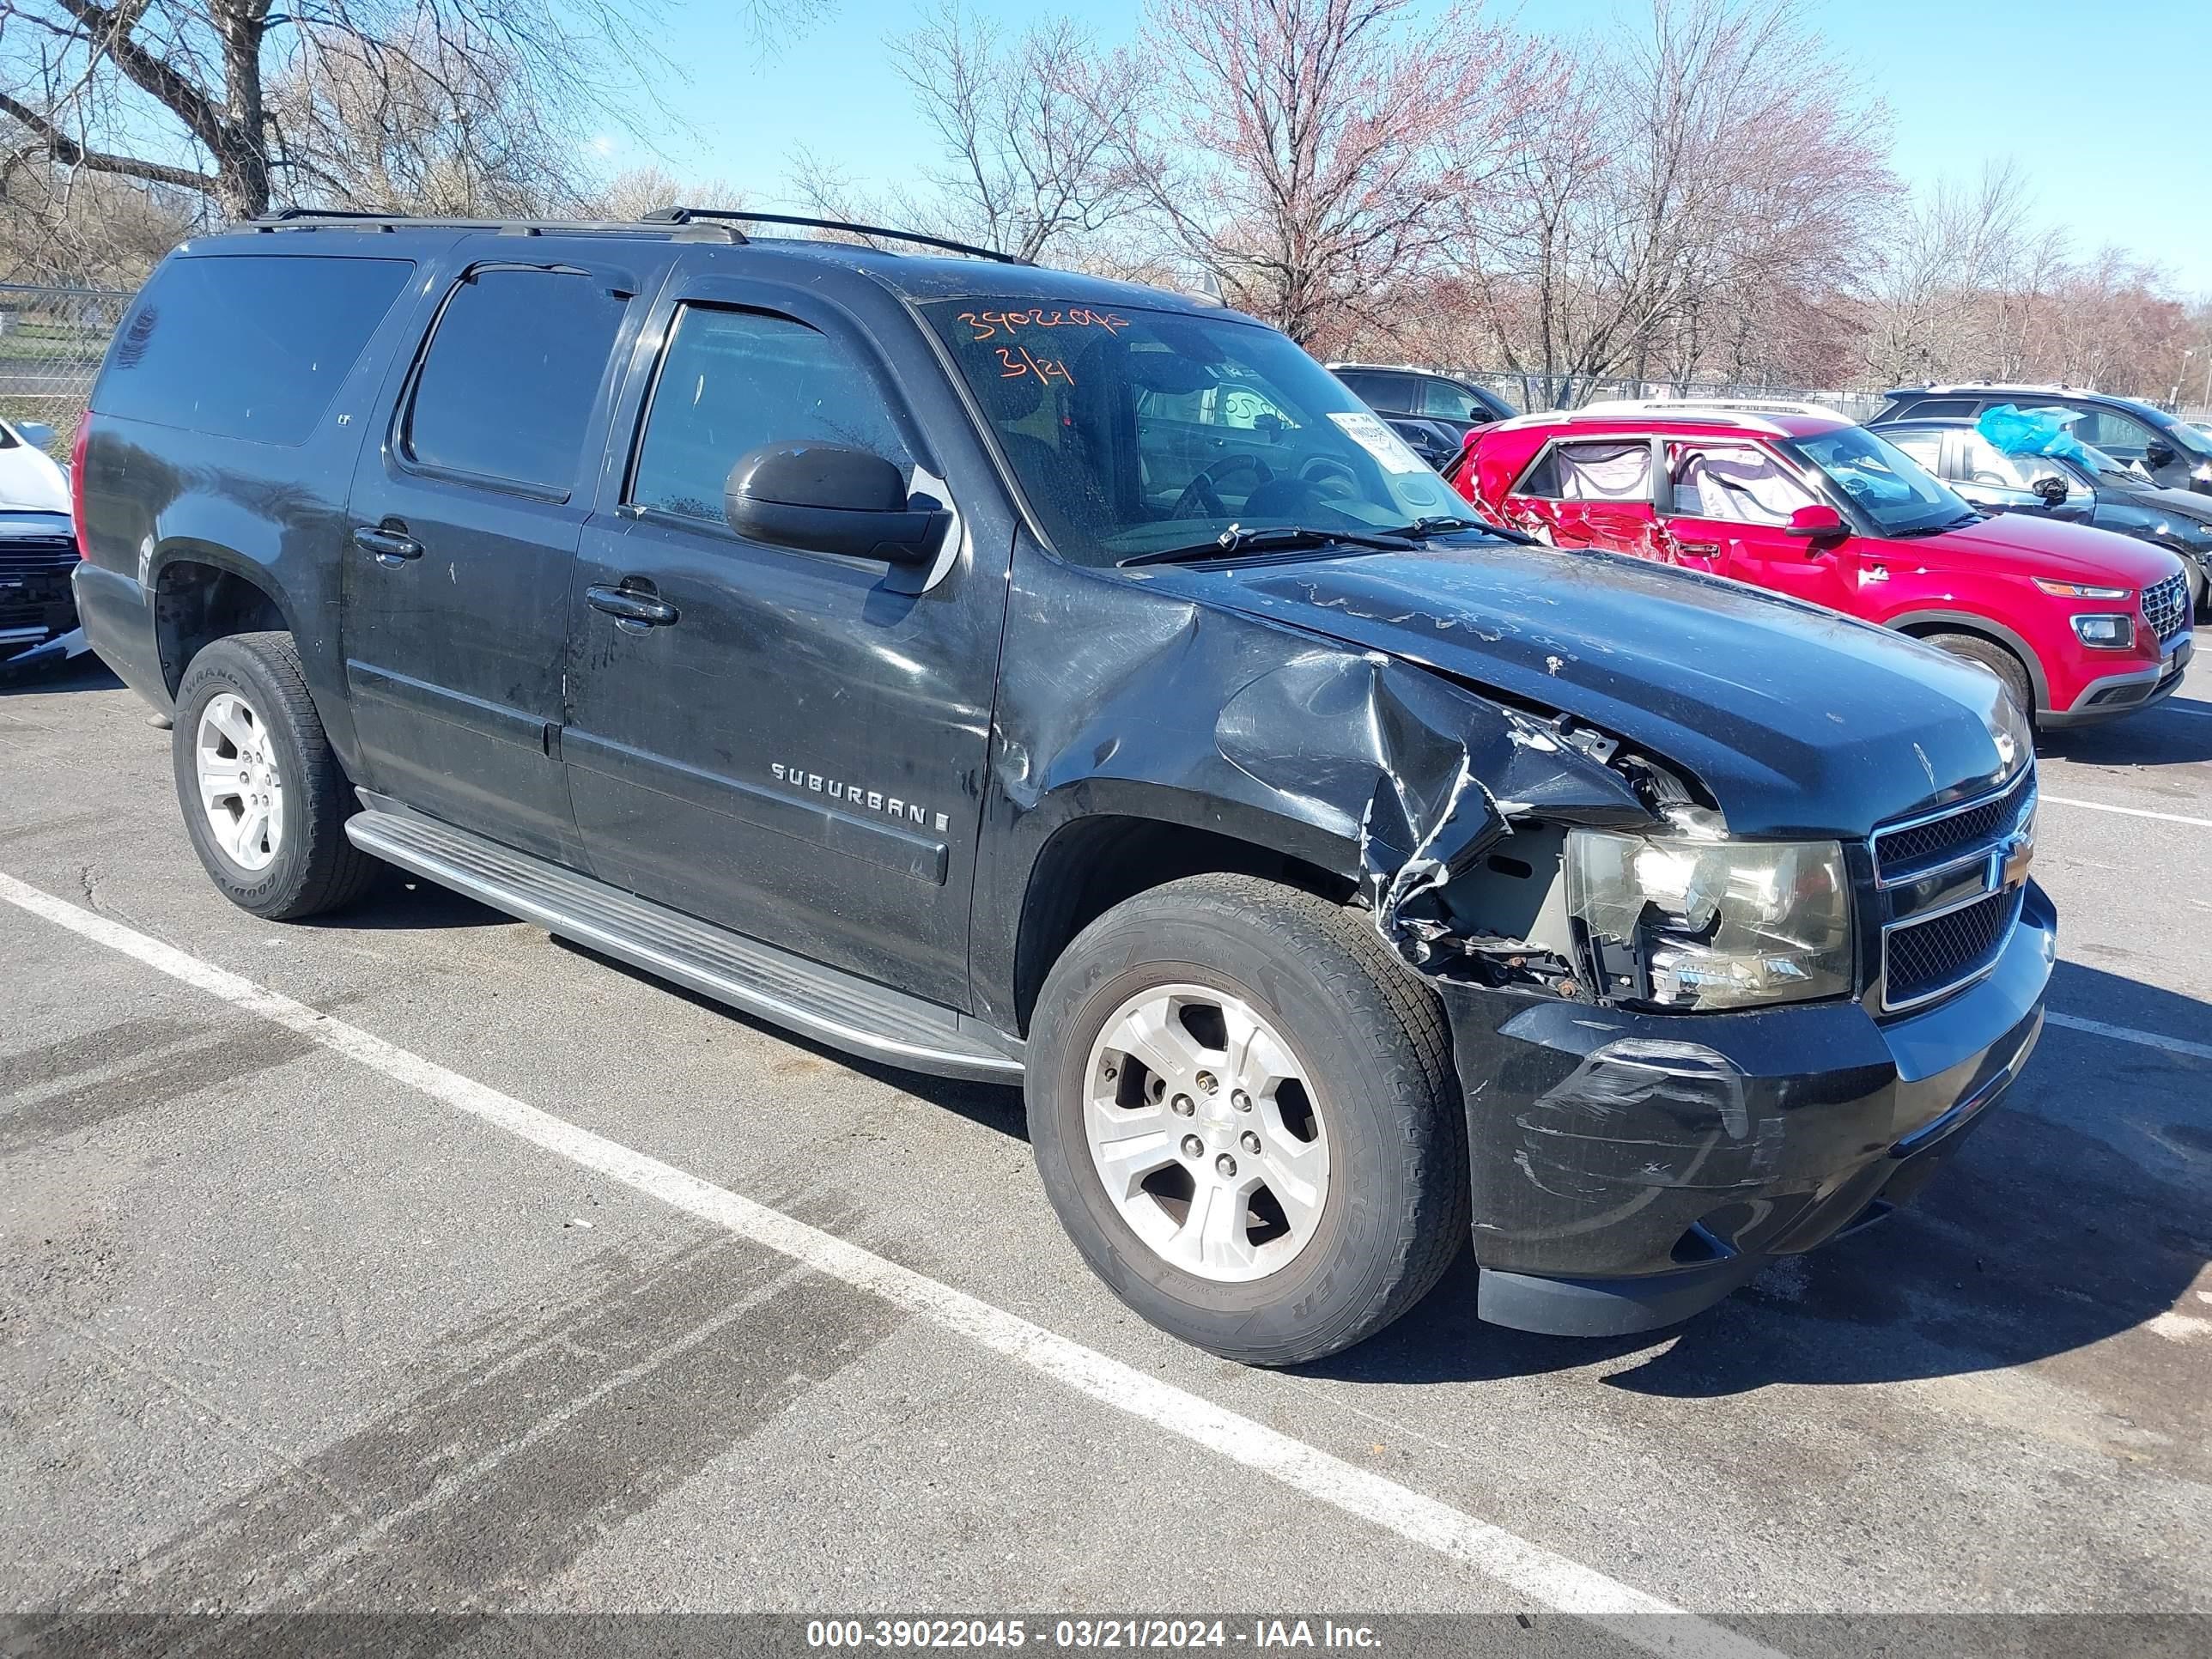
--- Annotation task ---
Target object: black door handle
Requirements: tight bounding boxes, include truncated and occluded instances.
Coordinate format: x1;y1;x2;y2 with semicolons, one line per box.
354;525;423;565
586;584;679;627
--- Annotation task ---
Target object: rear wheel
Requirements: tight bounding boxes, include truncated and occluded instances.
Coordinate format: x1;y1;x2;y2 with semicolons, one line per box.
172;632;379;920
1026;873;1468;1366
1922;632;2037;728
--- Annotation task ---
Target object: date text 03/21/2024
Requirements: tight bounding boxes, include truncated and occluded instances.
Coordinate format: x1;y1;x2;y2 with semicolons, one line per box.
804;1619;1383;1650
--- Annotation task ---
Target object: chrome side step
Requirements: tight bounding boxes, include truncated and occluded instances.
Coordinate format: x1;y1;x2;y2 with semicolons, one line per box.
344;807;1024;1083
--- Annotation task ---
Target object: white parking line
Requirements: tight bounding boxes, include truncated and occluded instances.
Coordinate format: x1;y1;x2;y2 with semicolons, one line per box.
0;872;1779;1659
2042;795;2212;830
2045;1011;2212;1064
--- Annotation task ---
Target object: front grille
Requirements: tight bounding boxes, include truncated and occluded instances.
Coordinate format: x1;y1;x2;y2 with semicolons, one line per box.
1885;888;2021;1008
2142;572;2188;642
0;536;77;580
1873;768;2034;876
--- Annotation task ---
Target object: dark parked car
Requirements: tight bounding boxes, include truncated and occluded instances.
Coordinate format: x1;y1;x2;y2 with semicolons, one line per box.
1876;416;2212;617
1329;362;1517;439
1875;384;2212;496
1380;414;1463;471
76;211;2051;1364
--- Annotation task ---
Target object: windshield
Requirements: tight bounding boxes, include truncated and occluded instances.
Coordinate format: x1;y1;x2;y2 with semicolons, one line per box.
2145;407;2212;459
920;300;1463;565
1780;426;1972;535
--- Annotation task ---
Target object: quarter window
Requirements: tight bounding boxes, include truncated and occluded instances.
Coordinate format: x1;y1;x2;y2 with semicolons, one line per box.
95;254;414;445
1516;441;1651;501
631;306;911;525
404;267;628;493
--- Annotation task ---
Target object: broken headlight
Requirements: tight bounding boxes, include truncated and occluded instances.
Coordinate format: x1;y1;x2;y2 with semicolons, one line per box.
1565;829;1853;1011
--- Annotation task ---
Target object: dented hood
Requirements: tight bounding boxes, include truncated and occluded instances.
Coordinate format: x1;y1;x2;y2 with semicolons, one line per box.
1134;541;2022;838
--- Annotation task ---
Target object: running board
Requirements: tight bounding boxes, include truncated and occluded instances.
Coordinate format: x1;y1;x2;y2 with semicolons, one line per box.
344;808;1024;1083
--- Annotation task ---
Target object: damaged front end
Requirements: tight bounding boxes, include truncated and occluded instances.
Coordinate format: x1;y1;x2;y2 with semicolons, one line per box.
1215;645;2050;1340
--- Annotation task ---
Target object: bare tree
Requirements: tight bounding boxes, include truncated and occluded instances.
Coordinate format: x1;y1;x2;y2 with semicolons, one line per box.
866;2;1146;264
1103;0;1544;346
1858;162;2035;386
0;0;693;224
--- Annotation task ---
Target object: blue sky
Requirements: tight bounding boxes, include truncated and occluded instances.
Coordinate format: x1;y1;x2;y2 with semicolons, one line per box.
611;0;2211;295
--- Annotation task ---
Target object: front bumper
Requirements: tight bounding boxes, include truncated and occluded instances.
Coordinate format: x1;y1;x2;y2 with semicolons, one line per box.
2044;634;2191;727
1435;882;2056;1336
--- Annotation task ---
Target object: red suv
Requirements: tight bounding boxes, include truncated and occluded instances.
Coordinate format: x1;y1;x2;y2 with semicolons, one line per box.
1452;401;2194;727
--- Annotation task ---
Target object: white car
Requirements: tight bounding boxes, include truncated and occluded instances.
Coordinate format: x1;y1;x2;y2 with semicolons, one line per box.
0;417;88;670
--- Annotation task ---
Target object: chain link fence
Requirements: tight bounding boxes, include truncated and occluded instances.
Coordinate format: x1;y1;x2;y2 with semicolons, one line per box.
0;283;134;456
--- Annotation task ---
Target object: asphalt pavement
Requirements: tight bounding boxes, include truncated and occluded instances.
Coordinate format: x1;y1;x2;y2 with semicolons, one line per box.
2;654;2207;1650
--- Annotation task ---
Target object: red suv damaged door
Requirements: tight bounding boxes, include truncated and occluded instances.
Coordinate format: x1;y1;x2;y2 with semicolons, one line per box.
1492;434;1669;558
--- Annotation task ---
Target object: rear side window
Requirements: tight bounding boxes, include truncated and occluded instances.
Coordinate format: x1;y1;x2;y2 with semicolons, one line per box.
96;255;413;445
630;306;910;525
1516;440;1651;501
1896;398;1977;420
404;268;628;494
1336;370;1414;410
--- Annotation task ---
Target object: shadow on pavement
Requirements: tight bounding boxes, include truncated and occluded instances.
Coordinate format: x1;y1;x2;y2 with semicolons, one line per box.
2039;693;2212;765
0;657;119;696
507;909;2212;1395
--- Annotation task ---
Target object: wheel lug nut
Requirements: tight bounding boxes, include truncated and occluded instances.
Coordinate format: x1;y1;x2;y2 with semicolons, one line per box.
1171;1094;1194;1116
1240;1131;1261;1155
1215;1153;1237;1179
1181;1134;1204;1159
1195;1071;1217;1094
1101;1062;1117;1081
1231;1090;1252;1111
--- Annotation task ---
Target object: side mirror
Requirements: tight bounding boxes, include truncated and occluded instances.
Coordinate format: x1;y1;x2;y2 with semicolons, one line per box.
2144;441;2177;470
13;421;55;452
2033;476;2069;506
1785;503;1847;545
724;442;949;566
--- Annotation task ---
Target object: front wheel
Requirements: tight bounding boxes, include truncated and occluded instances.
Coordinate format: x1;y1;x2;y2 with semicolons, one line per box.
1921;631;2038;730
1026;873;1469;1365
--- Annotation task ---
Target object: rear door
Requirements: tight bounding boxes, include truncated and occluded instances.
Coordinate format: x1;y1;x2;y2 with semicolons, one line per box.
558;272;1010;1008
1662;441;1856;611
344;248;661;863
1500;437;1665;556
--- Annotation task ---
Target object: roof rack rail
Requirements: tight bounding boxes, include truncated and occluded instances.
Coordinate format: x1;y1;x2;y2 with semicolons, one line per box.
639;207;1030;265
249;207;743;242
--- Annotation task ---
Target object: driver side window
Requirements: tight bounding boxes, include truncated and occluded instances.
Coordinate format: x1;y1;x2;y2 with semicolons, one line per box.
631;304;911;525
1667;445;1808;525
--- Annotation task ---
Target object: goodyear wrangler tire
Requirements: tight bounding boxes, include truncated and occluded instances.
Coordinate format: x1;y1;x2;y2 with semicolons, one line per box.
1027;872;1469;1366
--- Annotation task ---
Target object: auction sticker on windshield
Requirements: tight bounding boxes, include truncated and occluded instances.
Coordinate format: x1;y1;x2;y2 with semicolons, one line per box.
1328;410;1431;474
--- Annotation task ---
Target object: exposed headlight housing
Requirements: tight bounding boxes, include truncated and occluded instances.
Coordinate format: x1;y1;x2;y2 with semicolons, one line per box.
2072;613;2134;647
1565;828;1854;1011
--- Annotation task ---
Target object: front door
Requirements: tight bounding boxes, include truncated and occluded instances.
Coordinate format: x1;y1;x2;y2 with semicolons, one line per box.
344;252;652;863
560;276;1011;1008
1659;441;1858;613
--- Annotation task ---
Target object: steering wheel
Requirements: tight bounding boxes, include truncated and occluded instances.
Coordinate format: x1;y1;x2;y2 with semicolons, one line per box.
1170;453;1273;520
1297;454;1361;497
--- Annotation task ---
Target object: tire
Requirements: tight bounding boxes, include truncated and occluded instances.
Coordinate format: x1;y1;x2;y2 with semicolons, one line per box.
1026;872;1468;1366
1922;632;2037;729
172;631;379;920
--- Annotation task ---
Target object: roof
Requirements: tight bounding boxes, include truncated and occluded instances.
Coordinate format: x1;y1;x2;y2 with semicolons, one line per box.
210;208;1240;319
1481;398;1851;440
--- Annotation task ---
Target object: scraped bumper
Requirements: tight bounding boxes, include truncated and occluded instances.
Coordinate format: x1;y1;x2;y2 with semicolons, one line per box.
1435;882;2056;1336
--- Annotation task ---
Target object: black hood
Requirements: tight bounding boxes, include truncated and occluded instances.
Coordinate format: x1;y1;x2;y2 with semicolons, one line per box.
1133;540;2025;839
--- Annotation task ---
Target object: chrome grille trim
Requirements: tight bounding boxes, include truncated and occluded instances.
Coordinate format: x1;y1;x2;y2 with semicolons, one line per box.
1869;763;2037;1013
2142;571;2188;643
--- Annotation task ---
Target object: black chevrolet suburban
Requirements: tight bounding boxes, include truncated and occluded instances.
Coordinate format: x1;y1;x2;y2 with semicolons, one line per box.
73;211;2054;1364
